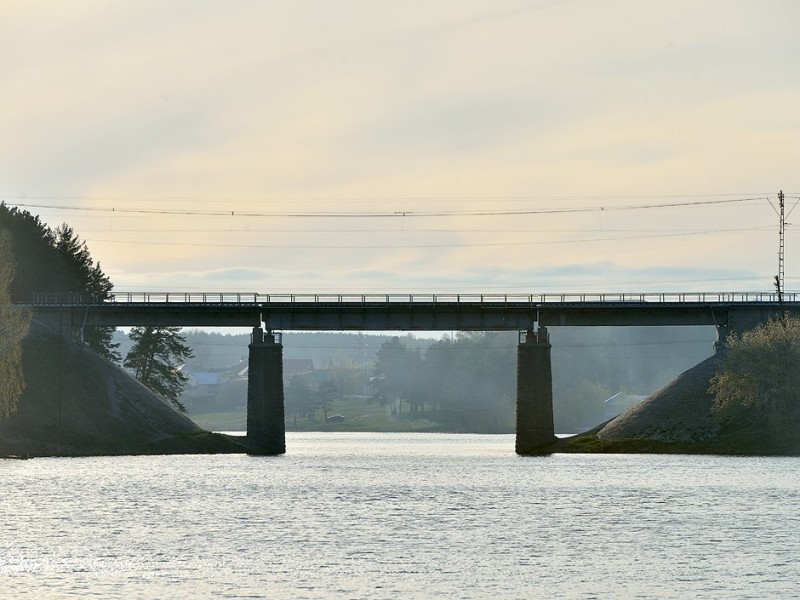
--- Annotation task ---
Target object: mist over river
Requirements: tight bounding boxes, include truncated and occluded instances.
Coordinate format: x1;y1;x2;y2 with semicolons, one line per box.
2;432;798;599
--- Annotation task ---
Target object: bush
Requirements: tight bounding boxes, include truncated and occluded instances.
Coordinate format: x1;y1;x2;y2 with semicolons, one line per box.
709;317;800;438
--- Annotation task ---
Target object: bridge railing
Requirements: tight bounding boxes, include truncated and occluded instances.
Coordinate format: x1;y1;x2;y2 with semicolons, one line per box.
31;291;798;306
32;292;264;304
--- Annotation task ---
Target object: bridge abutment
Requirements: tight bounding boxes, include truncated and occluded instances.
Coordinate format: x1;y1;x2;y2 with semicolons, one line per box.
515;327;556;454
246;328;286;455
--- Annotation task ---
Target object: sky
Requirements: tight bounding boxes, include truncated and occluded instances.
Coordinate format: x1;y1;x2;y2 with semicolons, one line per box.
2;0;800;296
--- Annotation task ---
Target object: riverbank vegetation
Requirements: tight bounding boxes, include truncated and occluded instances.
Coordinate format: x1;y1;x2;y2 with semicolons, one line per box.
709;317;800;446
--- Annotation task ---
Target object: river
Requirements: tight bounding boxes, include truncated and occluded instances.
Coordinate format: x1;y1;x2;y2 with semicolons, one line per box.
1;432;798;599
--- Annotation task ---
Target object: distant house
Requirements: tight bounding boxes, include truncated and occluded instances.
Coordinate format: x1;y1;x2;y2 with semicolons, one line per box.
224;359;249;381
188;372;224;387
604;392;646;421
183;361;244;389
183;370;225;403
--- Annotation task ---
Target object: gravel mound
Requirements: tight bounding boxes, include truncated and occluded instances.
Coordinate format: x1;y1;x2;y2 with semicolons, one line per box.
597;354;723;443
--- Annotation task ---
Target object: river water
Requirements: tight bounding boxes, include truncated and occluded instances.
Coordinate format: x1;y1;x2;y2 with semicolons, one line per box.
1;432;798;599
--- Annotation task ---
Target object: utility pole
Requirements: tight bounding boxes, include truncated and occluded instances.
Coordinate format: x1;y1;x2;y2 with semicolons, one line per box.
775;190;786;320
778;190;785;296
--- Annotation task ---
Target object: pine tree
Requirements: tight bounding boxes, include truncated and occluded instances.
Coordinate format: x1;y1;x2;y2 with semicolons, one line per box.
0;228;31;419
52;223;120;362
124;326;194;412
0;204;120;362
0;203;68;301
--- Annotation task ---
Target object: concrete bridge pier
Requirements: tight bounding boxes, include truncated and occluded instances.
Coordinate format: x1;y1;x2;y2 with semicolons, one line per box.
246;327;286;455
515;326;556;454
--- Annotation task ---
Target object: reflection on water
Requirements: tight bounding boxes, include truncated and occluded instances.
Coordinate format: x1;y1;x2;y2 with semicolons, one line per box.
2;432;799;599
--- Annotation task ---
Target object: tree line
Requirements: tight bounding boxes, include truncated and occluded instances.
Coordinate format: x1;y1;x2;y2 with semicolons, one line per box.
370;332;517;432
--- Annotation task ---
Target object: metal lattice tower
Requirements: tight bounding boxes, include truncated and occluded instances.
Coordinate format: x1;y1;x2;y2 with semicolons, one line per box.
778;190;785;298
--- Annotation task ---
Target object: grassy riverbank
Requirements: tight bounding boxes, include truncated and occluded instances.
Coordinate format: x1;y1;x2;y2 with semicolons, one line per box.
190;410;445;433
188;393;514;434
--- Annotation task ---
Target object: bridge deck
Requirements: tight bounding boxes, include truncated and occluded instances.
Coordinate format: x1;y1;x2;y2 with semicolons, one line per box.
28;292;797;331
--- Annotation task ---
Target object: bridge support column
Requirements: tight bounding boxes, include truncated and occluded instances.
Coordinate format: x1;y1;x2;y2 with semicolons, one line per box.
515;327;555;454
246;328;286;455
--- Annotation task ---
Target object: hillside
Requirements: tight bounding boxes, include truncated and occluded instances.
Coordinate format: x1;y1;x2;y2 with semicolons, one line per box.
556;353;800;455
596;354;722;443
0;320;250;457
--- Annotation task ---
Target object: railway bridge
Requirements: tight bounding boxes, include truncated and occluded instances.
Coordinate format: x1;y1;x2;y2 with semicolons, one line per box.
29;291;798;455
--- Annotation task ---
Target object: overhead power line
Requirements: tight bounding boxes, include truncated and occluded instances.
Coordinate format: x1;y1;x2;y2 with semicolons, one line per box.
0;191;777;203
82;225;769;250
4;196;766;219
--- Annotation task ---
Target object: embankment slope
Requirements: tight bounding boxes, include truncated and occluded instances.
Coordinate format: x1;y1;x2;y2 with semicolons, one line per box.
0;320;249;457
559;353;800;455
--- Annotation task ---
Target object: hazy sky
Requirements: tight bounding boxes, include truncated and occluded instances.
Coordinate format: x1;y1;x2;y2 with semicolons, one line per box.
3;1;799;295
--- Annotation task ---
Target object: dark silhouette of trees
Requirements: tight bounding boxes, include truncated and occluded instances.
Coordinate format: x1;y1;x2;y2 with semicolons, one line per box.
315;377;339;421
285;374;314;425
124;326;194;412
0;227;31;419
52;224;119;362
373;336;423;414
0;204;72;300
0;203;118;361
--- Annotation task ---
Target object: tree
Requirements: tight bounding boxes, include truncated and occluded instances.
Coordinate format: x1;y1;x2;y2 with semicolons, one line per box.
124;326;194;412
0;203;63;301
428;332;516;431
373;337;418;414
53;224;120;362
285;374;314;425
316;376;339;421
0;228;31;419
709;317;800;437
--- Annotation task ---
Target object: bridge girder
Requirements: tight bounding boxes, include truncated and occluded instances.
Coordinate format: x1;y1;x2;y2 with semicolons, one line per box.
27;300;799;331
